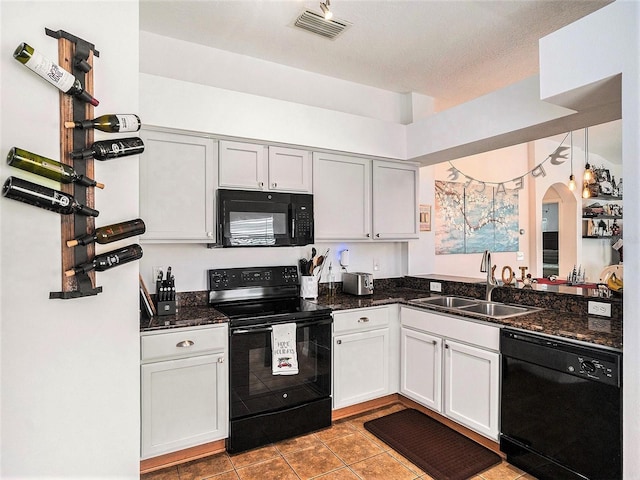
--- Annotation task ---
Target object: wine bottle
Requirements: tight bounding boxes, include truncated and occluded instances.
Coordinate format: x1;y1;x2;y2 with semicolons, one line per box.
70;137;145;161
64;114;141;133
67;218;146;247
2;176;99;217
7;147;104;189
65;243;143;277
13;42;99;106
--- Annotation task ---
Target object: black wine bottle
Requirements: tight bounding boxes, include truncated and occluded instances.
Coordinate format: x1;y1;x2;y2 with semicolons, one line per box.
65;244;143;277
7;147;104;189
64;114;141;133
13;42;99;106
70;137;145;161
67;218;146;247
2;176;99;217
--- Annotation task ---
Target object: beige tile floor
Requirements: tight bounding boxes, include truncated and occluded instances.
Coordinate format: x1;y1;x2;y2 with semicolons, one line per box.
142;404;537;480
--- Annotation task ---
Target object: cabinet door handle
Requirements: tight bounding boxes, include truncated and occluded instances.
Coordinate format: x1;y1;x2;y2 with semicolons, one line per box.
176;340;194;348
258;181;264;188
358;317;370;323
272;183;277;188
207;232;213;238
366;233;371;238
217;357;224;363
337;339;342;345
432;340;437;345
376;233;380;238
445;343;449;349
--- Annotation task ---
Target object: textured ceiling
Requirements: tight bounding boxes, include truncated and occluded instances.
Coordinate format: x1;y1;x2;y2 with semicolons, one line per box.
139;0;611;109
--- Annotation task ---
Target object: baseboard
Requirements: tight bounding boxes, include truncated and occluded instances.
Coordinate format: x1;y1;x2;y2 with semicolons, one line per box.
140;439;226;474
331;394;400;421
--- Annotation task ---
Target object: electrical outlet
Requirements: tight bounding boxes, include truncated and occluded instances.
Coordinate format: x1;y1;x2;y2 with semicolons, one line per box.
373;258;380;271
517;251;524;261
588;301;611;317
430;282;442;292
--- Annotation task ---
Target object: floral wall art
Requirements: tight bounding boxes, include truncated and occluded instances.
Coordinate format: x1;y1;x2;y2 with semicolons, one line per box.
435;180;519;254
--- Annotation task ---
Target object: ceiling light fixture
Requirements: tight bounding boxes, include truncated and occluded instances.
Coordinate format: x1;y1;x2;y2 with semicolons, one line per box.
568;131;576;191
320;0;333;20
582;127;592;199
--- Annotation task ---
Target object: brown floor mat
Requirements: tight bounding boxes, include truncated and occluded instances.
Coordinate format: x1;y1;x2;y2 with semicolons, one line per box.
364;408;501;480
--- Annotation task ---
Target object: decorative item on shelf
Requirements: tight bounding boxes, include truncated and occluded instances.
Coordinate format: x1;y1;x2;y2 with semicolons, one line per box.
566;265;586;285
66;218;146;247
64;243;143;277
155;266;176;316
13;42;99;106
2;176;99;217
64;114;141;133
7;147;104;189
70;137;145;161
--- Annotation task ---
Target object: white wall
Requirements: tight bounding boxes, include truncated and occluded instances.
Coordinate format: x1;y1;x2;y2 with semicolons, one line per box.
140;31;429;125
0;2;140;478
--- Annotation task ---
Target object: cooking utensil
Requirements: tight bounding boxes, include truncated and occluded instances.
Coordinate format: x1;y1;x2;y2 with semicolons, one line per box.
299;258;309;276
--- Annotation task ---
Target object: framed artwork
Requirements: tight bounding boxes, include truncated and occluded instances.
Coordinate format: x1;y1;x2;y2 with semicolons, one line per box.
420;204;432;231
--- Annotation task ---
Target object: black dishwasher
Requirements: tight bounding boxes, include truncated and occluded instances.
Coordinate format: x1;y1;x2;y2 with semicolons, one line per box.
500;328;622;480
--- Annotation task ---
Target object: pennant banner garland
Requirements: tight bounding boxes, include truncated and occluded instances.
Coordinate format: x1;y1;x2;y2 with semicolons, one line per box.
446;133;570;193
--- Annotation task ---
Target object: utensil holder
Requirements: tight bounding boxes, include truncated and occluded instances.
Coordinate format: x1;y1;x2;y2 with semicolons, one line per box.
300;276;318;299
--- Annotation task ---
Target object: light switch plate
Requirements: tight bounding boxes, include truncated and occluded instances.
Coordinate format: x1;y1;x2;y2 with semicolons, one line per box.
517;251;524;261
430;282;442;292
588;301;611;317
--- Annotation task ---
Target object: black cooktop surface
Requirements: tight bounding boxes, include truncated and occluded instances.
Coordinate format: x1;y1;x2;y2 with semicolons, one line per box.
214;297;332;327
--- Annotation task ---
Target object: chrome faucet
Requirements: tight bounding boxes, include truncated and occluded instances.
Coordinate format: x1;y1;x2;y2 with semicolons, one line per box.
480;250;498;301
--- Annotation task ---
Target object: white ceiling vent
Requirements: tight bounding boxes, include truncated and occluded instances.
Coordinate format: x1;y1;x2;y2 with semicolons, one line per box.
293;9;352;40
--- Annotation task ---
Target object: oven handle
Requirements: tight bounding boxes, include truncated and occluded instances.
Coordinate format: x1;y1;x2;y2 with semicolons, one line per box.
231;317;332;335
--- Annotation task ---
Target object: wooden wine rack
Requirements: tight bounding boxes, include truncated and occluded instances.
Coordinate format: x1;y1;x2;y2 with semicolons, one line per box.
47;29;102;299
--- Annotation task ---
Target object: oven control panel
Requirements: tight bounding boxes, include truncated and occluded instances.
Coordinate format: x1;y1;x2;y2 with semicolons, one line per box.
209;266;299;291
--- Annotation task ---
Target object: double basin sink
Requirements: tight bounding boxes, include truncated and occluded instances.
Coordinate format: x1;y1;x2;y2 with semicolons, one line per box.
408;295;540;319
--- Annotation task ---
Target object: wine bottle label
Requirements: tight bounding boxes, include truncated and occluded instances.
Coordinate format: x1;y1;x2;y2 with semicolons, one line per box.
116;115;141;132
23;49;75;93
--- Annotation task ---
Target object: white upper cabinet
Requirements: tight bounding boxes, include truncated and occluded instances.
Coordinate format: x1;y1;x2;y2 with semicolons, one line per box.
372;160;419;239
313;152;372;240
219;140;312;193
139;129;217;242
313;153;418;241
268;146;312;192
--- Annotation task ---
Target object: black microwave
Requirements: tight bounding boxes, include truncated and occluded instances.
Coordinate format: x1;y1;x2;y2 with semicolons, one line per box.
217;189;314;247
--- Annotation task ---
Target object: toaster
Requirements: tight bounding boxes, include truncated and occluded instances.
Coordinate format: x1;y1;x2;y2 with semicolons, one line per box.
342;272;374;296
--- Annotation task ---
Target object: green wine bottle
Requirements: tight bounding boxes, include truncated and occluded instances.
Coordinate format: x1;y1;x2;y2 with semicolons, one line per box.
65;244;143;277
67;218;146;247
2;176;99;217
7;147;104;189
64;114;141;133
13;42;99;106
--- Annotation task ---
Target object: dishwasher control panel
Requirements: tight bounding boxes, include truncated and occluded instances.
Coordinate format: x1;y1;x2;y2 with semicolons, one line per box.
567;355;618;384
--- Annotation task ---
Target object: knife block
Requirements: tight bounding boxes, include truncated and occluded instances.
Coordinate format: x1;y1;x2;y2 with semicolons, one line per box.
156;300;176;316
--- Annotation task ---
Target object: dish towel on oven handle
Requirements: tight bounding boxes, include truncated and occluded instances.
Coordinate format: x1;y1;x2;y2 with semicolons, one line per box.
271;322;299;375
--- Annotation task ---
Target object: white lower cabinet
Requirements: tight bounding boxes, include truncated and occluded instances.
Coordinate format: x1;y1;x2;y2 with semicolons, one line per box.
332;306;395;409
141;325;228;459
400;328;442;412
443;339;499;439
400;306;500;440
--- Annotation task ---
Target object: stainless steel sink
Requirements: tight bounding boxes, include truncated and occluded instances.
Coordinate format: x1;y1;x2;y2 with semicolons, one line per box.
408;296;478;308
457;302;533;318
408;295;540;319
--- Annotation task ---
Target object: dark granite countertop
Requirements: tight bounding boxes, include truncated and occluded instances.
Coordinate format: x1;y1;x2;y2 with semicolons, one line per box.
140;305;228;332
140;281;622;350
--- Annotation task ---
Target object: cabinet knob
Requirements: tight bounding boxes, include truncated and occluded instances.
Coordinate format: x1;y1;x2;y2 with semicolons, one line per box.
207;232;213;238
337;339;342;345
376;233;380;238
432;340;437;345
272;183;277;188
366;233;371;238
258;181;264;188
358;317;370;323
217;357;225;363
445;343;449;349
176;340;194;348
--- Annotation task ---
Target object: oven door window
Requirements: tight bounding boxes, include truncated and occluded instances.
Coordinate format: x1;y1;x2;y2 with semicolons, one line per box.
230;321;331;419
223;200;289;246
